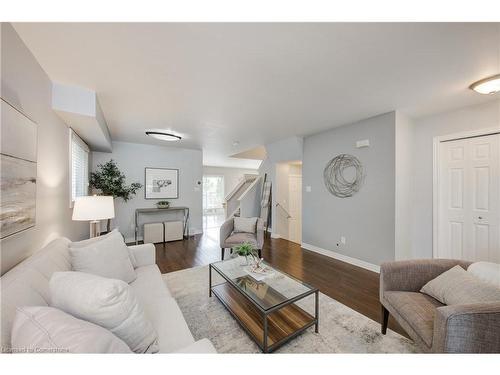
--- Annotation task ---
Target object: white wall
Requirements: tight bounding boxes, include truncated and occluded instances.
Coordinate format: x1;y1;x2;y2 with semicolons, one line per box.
1;24;88;275
275;163;302;240
92;141;203;242
395;112;414;260
239;178;262;218
202;166;258;198
258;136;303;233
411;99;500;258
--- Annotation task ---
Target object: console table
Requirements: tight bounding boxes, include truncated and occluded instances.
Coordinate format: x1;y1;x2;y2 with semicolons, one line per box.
134;207;190;245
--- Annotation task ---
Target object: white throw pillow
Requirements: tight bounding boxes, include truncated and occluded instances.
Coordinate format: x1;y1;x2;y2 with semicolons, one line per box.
468;262;500;288
11;306;131;353
233;217;257;234
420;265;500;305
69;229;136;283
50;271;159;353
71;229;138;268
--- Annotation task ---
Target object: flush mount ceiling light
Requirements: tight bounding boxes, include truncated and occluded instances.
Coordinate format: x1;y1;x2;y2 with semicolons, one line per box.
145;131;182;141
469;74;500;95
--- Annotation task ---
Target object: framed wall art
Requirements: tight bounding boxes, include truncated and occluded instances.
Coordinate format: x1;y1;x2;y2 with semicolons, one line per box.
1;98;38;239
144;167;179;199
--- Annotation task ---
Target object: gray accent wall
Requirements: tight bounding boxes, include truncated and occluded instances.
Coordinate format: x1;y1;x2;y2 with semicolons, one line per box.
92;141;203;242
302;112;396;266
1;24;88;275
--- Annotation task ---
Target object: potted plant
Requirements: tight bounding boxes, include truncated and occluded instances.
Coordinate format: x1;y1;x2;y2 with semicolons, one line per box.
89;159;142;233
233;242;258;265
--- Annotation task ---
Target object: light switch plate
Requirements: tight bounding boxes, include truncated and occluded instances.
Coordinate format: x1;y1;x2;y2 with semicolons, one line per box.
305;186;312;193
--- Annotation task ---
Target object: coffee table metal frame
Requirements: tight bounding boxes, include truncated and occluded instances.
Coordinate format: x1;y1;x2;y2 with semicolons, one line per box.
209;262;319;353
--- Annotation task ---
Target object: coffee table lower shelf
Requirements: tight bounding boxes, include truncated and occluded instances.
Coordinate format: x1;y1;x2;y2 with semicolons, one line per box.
211;282;317;353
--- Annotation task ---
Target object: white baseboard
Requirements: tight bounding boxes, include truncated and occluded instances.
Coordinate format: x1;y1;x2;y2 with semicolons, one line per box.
270;232;281;239
301;242;380;273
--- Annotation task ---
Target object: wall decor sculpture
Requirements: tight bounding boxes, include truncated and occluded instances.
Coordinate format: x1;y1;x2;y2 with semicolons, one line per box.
1;98;38;238
323;154;364;198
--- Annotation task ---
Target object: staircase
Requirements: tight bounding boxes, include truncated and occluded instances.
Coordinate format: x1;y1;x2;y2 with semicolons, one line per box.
224;174;259;218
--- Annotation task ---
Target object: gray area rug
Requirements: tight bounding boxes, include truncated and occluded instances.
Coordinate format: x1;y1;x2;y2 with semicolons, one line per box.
163;265;418;353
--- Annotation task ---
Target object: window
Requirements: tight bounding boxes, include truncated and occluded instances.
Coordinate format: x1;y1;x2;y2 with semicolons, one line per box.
70;129;89;205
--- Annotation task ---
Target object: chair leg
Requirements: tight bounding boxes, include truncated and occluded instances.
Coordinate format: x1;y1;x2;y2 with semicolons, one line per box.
381;305;389;335
221;247;225;260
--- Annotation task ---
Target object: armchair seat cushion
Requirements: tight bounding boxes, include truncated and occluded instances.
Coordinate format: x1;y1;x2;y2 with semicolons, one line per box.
224;232;258;248
384;291;444;347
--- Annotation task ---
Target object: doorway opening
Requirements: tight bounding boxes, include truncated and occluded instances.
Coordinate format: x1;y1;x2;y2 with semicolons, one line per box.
202;175;225;230
275;161;302;244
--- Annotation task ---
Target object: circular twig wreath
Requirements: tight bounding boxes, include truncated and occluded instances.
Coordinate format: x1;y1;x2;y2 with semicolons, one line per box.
323;154;364;198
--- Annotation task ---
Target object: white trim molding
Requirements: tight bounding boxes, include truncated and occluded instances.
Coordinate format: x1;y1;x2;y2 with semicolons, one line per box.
301;242;380;273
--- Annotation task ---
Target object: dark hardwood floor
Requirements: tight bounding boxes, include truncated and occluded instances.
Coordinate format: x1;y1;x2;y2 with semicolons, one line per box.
150;227;406;337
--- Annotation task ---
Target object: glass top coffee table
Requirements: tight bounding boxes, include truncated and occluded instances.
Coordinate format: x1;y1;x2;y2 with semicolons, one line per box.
209;257;319;353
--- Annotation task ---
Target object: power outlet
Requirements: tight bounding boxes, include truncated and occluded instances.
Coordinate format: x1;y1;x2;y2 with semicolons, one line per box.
336;236;347;248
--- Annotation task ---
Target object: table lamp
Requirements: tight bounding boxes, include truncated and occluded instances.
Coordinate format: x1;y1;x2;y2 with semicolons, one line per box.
72;196;115;238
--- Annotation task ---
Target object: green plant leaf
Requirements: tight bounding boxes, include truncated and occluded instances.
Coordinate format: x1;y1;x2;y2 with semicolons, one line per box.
89;159;142;200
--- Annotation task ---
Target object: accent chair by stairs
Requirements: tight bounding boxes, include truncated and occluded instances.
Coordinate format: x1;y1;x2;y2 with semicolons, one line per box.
219;217;264;260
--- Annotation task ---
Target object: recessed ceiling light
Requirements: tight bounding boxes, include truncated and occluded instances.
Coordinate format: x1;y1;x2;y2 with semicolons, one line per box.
469;74;500;95
232;141;240;146
145;131;182;142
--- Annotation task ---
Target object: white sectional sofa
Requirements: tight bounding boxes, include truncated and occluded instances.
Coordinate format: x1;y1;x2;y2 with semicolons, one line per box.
0;237;216;353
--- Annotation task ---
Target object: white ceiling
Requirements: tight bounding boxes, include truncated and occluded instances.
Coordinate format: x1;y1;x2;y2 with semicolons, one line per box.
12;23;500;168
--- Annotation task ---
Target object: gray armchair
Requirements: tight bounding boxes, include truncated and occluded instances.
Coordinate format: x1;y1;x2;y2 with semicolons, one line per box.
380;259;500;353
219;217;265;260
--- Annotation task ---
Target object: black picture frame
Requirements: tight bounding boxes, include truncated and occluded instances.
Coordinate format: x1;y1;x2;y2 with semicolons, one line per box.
144;167;179;199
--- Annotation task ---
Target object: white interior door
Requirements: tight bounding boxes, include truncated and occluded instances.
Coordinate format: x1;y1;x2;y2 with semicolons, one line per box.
437;133;500;262
288;174;302;244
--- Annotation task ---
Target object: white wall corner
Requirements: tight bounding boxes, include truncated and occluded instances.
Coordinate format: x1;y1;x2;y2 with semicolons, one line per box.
52;82;112;152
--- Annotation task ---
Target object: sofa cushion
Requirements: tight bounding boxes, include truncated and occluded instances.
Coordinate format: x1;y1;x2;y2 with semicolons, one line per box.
233;217;257;234
224;232;257;247
130;264;193;352
384;291;444;347
69;230;136;283
421;265;500;305
70;229;138;268
468;262;500;287
173;338;217;353
50;271;159;353
131;265;172;304
141;296;195;352
0;238;71;351
11;306;131;353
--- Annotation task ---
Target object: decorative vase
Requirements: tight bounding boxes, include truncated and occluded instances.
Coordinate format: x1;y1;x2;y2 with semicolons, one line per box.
156;201;170;209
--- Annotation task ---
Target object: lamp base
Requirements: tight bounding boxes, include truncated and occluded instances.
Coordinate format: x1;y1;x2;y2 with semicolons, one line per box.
89;220;101;238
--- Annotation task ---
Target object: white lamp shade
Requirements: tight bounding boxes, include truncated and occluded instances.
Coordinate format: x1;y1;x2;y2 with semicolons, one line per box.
72;196;115;221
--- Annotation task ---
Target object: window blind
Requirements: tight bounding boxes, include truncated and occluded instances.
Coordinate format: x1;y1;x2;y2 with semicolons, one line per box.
70;129;90;202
